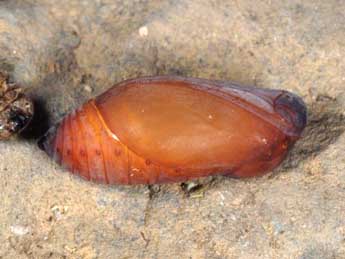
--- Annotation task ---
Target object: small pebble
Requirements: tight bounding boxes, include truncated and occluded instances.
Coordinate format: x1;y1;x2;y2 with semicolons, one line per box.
51;205;68;220
139;26;149;37
10;225;30;236
83;85;93;93
231;195;244;206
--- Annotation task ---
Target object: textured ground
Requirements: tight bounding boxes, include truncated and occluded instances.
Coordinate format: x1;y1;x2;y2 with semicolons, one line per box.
0;0;345;258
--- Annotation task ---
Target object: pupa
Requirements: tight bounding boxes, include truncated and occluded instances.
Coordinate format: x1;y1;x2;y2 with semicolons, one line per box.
39;76;307;184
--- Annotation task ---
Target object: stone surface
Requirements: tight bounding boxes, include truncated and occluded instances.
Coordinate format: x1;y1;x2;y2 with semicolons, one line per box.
0;0;344;258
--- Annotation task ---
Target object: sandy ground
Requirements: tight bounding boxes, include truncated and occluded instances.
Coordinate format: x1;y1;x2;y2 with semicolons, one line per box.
0;0;344;258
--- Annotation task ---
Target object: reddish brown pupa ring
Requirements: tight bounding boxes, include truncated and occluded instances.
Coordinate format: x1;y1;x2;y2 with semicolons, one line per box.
39;76;307;184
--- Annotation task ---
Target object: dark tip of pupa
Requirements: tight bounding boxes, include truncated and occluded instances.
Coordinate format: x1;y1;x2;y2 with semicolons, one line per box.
37;125;57;156
275;91;307;136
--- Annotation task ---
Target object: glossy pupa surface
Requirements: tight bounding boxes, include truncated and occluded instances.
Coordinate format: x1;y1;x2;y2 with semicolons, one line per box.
39;76;307;184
